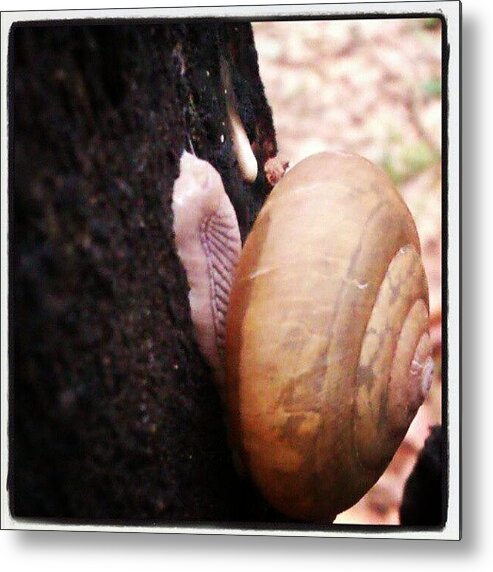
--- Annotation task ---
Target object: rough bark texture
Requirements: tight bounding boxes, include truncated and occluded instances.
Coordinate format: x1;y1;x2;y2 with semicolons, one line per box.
399;425;444;527
10;21;286;526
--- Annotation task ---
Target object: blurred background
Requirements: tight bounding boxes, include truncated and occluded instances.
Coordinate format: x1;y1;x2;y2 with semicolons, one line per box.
253;18;443;525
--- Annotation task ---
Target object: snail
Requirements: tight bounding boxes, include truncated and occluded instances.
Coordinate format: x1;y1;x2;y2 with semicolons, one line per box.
172;149;432;523
224;151;433;522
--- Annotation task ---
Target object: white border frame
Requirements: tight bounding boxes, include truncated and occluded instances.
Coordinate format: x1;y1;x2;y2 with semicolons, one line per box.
0;1;461;540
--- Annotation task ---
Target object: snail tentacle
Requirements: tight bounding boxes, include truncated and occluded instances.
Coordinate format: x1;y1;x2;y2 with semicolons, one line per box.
220;55;258;184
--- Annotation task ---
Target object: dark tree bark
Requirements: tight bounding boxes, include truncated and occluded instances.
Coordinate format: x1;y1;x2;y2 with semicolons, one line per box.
399;425;445;527
10;21;284;526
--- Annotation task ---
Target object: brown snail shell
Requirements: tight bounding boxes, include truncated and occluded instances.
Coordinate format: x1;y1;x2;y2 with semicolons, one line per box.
225;151;432;522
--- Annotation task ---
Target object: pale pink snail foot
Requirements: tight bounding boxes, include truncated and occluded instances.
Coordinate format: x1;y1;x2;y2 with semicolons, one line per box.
172;151;241;385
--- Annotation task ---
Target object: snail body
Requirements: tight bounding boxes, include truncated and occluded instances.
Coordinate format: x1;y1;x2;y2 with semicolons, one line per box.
172;151;241;383
225;151;432;521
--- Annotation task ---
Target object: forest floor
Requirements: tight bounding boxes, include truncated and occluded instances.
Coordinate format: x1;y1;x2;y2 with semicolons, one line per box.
253;17;443;525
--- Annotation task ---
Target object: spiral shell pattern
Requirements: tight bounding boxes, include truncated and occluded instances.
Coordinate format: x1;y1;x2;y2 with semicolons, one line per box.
225;152;432;522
